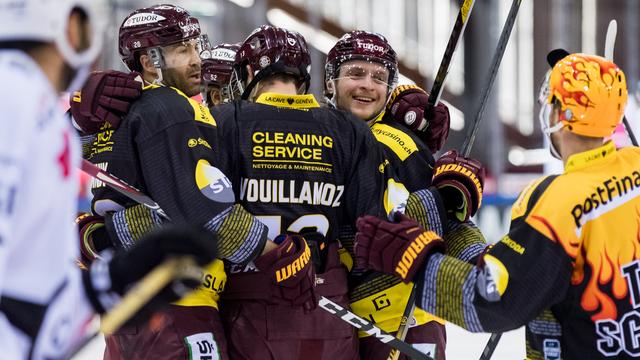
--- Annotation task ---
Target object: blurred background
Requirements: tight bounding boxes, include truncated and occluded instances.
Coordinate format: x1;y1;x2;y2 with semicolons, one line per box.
79;0;640;239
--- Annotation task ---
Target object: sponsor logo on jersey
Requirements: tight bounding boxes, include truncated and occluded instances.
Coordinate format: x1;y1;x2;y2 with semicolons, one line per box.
571;170;640;231
477;254;509;302
371;124;418;161
187;137;212;150
372;293;391;311
251;130;333;173
542;339;561;360
88;123;115;158
195;159;234;203
499;235;525;255
394;230;440;280
123;13;166;27
184;332;219;360
595;260;640;357
89;162;108;189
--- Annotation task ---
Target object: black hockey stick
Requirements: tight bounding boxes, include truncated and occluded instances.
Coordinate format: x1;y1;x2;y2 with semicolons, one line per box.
81;159;169;219
478;333;502;360
426;0;476;110
461;0;523;157
603;19;639;146
391;2;477;359
319;296;433;360
455;0;523;358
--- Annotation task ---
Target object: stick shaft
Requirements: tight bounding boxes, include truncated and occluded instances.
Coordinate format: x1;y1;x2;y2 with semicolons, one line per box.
427;0;476;108
461;0;523;157
81;159;168;219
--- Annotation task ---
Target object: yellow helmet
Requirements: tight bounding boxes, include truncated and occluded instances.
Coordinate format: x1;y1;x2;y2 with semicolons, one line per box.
545;53;627;137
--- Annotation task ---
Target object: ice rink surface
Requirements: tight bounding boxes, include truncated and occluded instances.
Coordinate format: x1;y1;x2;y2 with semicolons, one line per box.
74;323;525;359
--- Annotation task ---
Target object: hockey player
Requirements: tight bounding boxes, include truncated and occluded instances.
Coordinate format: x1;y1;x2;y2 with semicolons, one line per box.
324;31;484;360
355;53;640;360
201;42;240;106
80;5;298;360
0;1;217;359
210;24;394;360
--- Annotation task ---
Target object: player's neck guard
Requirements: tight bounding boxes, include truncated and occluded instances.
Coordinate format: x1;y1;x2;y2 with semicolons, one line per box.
255;92;319;109
564;140;616;173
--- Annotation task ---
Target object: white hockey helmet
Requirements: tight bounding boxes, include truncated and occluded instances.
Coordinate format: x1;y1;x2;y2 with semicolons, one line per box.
0;0;106;69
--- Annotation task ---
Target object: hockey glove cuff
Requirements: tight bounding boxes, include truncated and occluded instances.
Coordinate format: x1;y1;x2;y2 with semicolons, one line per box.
355;214;445;283
70;70;142;134
76;213;112;269
432;150;485;222
82;226;217;320
254;234;317;310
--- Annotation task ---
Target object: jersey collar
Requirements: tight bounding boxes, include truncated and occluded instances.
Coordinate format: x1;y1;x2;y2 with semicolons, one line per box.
367;109;387;127
255;92;320;109
565;140;616;173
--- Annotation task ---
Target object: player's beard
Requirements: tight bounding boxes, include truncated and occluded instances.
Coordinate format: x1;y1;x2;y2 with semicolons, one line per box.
163;65;201;97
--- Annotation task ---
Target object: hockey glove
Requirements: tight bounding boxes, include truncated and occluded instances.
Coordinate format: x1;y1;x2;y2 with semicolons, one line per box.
432;150;485;222
76;213;113;268
386;84;451;153
355;214;445;283
254;234;316;310
82;226;217;322
70;70;142;134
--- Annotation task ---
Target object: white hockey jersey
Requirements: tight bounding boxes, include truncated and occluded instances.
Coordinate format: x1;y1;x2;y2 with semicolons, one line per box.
0;50;94;359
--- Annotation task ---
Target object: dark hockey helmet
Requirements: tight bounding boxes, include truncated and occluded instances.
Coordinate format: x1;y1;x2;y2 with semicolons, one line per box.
201;43;241;104
201;43;240;88
231;25;311;100
324;30;399;99
119;4;202;71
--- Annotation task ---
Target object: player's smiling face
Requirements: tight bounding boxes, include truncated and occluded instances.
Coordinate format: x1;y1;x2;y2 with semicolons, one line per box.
334;60;390;121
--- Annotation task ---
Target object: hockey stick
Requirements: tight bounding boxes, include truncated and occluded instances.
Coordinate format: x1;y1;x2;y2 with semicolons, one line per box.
478;333;502;360
63;256;201;359
387;275;422;360
390;2;477;359
603;19;639;146
461;0;523;157
81;159;169;219
454;0;524;358
319;296;433;360
426;0;476;109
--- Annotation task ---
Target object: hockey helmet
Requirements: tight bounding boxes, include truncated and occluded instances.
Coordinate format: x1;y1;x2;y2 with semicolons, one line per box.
324;30;399;99
119;4;202;72
201;42;240;103
231;25;311;100
539;53;627;138
0;0;106;69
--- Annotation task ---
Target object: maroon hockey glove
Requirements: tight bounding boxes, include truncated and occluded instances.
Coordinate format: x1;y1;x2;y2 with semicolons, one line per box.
76;213;112;269
254;234;317;310
355;214;445;283
432;150;485;222
83;226;218;321
70;70;142;134
386;84;451;153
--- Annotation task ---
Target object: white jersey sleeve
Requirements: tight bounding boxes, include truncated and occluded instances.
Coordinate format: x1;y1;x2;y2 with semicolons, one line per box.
0;50;95;359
